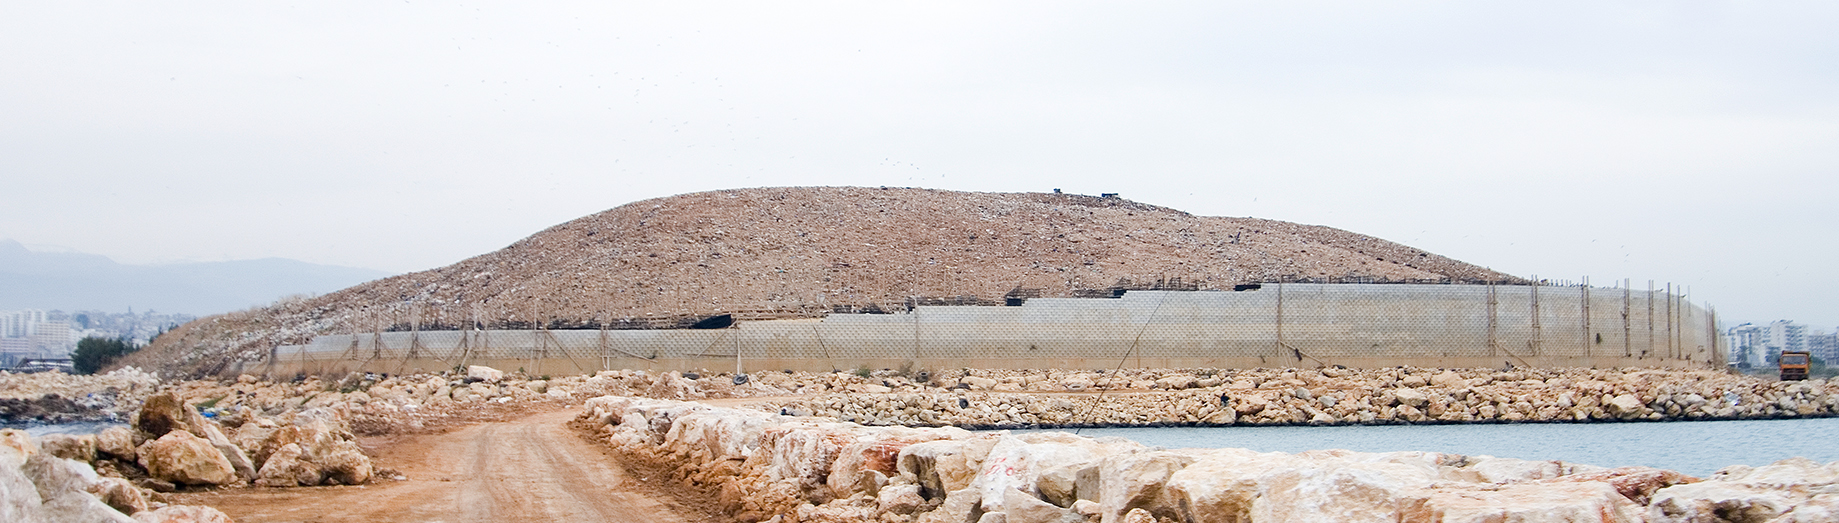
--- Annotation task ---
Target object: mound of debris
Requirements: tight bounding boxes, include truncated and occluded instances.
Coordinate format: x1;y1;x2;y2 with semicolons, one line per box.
122;187;1523;376
0;368;162;424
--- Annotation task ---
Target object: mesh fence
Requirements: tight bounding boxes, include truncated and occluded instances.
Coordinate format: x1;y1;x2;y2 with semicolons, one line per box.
276;283;1723;373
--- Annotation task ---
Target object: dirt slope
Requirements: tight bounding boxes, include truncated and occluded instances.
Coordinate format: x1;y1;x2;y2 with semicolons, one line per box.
122;187;1522;376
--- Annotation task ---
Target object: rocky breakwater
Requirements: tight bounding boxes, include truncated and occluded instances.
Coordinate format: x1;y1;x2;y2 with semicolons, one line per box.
762;367;1837;427
0;367;162;424
580;396;1839;523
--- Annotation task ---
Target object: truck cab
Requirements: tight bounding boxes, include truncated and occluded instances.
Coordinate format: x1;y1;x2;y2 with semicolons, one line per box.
1780;350;1811;381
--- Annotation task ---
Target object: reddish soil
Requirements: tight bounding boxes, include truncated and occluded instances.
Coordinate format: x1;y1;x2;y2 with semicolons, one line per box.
174;408;712;523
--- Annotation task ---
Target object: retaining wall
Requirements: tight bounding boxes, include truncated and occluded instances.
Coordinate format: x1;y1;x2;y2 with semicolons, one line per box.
257;284;1724;376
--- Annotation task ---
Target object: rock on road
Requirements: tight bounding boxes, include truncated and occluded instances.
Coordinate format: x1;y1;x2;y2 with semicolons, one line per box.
178;409;699;523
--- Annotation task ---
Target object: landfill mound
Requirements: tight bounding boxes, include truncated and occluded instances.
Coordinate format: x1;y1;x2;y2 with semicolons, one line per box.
122;187;1523;376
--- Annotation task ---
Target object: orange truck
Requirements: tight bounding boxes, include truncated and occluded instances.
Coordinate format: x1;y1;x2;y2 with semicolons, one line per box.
1780;350;1811;381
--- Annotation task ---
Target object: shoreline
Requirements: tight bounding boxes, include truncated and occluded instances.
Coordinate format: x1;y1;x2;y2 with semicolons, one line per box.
5;364;1836;522
6;366;1834;430
580;395;1839;523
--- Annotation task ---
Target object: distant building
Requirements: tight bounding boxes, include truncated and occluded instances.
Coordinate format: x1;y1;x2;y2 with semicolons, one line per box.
1727;320;1817;366
0;310;47;338
1810;329;1839;363
0;337;30;367
1767;320;1809;357
1727;323;1765;367
30;321;72;354
0;310;52;366
66;309;195;346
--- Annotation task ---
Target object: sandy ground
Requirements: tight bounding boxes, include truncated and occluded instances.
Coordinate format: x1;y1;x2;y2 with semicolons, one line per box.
174;408;710;523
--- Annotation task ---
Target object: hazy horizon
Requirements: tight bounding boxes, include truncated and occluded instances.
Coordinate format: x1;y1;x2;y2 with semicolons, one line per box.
4;2;1835;327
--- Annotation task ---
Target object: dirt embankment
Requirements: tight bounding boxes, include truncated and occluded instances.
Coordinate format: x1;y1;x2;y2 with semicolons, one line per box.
121;187;1524;377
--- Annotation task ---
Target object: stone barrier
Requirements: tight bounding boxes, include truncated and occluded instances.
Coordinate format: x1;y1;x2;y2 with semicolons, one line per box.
578;396;1839;523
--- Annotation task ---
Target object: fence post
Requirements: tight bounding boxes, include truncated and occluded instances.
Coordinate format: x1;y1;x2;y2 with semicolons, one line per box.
1581;277;1590;359
1666;283;1675;360
1530;277;1541;358
1486;282;1498;358
1655;281;1669;359
1622;280;1631;358
1275;282;1285;359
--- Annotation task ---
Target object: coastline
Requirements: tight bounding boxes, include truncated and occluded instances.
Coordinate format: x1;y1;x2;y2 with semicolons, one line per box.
579;395;1839;523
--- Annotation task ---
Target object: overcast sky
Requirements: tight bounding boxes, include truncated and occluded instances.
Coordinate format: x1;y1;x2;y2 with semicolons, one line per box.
3;2;1835;328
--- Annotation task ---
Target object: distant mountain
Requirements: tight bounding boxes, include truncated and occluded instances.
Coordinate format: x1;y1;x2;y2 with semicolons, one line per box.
0;240;393;315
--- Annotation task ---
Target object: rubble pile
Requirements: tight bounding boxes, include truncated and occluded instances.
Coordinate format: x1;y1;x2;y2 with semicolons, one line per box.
15;389;374;496
122;187;1523;376
0;368;162;424
1;427;234;522
579;396;1839;523
762;367;1837;427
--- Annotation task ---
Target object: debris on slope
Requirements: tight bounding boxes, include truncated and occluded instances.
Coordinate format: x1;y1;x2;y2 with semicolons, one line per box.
123;187;1524;376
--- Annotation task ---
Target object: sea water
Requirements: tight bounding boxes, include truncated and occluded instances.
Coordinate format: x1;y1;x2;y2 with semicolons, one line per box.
0;421;128;438
1016;417;1839;477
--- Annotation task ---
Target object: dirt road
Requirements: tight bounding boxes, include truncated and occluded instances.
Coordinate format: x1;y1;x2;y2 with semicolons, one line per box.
178;408;705;523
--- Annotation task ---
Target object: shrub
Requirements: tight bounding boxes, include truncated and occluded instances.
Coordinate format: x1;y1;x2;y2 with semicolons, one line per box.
72;336;137;375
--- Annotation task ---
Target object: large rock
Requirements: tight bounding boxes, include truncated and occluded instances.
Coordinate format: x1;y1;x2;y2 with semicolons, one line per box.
135;392;196;439
316;440;373;485
761;427;850;503
199;423;256;483
1184;449;1441;523
230;421;275;464
901;436;1002;500
22;453;138;523
1393;388;1430;408
1430;371;1467;388
38;433;98;464
88;476;150;516
1605;394;1645;418
1025;439;1110;508
467;365;505;382
1246;453;1439;522
829;436;927;499
1167;449;1295;522
878;483;926;514
999;487;1076;523
0;437;45;522
961;377;999;390
137;430;238;486
1648;458;1839;522
132;504;236;523
251;415;343;467
1454;456;1565;484
1409;481;1643;522
1097;450;1195;522
1554;466;1698;505
97;426;139;462
645;372;703;400
255;443;322;488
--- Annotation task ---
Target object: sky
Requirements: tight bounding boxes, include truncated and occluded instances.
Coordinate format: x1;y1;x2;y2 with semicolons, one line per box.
3;2;1835;329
